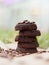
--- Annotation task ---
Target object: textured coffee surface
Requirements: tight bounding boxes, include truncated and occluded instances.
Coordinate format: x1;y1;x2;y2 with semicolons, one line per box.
19;30;41;36
15;20;37;30
18;42;39;48
15;36;37;42
15;20;41;53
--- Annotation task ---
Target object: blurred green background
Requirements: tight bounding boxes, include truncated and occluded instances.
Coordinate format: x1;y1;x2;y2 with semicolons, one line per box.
0;29;18;43
0;29;49;48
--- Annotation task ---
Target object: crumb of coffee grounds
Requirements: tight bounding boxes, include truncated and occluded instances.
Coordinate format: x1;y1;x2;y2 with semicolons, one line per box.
0;47;48;59
0;47;33;59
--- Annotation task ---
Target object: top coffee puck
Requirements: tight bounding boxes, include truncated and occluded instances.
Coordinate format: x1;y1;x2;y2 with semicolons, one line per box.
15;20;37;30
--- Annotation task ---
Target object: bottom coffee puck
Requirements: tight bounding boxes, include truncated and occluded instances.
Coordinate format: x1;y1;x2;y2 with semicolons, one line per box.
16;47;37;53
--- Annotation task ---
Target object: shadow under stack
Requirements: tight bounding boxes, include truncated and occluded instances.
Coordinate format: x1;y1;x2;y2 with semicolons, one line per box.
15;20;41;53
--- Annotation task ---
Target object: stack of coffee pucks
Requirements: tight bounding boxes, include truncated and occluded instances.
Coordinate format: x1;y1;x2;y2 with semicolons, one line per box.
15;20;41;53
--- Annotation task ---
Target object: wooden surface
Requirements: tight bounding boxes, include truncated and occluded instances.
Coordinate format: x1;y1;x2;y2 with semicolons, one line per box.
0;42;49;65
0;52;49;65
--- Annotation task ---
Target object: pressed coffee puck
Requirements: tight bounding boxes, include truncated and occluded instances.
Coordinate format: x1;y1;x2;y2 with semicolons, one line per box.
18;42;39;48
15;36;37;43
15;20;37;30
19;30;41;36
16;47;37;53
